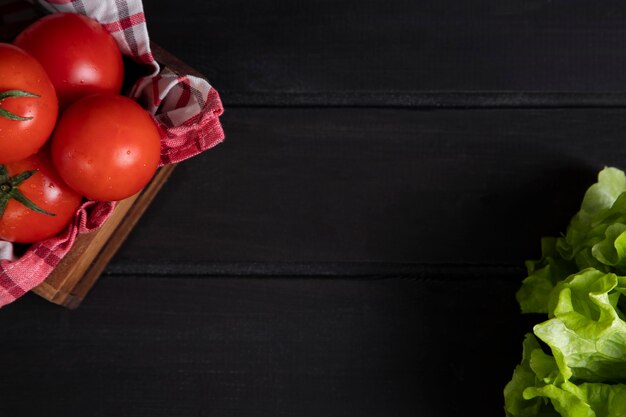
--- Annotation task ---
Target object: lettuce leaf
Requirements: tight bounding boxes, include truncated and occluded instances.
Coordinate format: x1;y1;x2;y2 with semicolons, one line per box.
524;381;626;417
506;167;626;417
517;168;626;314
504;333;626;417
533;268;626;382
517;237;577;314
504;334;562;417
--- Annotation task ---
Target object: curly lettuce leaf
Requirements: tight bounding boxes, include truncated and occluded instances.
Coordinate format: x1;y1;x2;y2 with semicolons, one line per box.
561;193;626;273
591;223;626;268
524;381;626;417
518;168;626;314
533;269;626;382
504;333;626;417
517;238;577;314
558;169;626;271
507;168;626;417
576;168;626;224
504;334;562;417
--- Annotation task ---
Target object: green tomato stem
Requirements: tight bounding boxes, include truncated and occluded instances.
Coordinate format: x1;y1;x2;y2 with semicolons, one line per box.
0;89;40;121
0;165;55;217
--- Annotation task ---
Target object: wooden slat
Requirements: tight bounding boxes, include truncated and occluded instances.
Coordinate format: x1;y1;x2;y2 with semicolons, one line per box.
145;0;626;106
110;107;626;270
0;274;534;417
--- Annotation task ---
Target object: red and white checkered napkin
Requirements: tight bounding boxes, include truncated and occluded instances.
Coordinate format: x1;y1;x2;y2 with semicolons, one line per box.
0;0;225;308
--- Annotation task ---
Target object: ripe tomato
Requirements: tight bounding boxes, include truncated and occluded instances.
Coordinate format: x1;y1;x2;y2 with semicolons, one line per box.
0;43;58;164
51;94;161;202
0;149;82;243
14;13;124;110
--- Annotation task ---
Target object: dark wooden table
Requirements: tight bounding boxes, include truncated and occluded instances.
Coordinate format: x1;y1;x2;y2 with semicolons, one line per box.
1;1;623;415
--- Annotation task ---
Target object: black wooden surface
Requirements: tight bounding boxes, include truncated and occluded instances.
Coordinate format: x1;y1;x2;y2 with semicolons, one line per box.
145;0;626;106
2;1;625;416
114;107;623;268
0;275;536;417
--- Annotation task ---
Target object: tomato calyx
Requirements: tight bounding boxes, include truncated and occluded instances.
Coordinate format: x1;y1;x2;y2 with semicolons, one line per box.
0;165;55;217
0;89;40;121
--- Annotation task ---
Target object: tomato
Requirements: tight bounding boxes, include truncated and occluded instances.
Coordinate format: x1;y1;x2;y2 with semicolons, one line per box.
0;149;82;243
14;13;124;110
51;94;161;202
0;43;58;164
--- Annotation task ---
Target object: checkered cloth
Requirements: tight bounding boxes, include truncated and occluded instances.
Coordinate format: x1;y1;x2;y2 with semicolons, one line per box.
0;0;225;308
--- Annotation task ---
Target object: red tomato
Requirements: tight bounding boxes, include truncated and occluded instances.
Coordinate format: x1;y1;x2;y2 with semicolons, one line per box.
0;43;58;164
51;94;161;202
14;13;124;110
0;149;82;243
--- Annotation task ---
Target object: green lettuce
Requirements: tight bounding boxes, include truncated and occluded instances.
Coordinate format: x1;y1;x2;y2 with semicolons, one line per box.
517;168;626;314
504;334;626;417
533;268;626;382
506;167;626;417
504;334;562;417
524;380;626;417
517;237;577;314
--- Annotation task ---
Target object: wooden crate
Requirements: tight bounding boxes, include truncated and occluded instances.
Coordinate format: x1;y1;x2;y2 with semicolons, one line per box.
1;7;207;309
